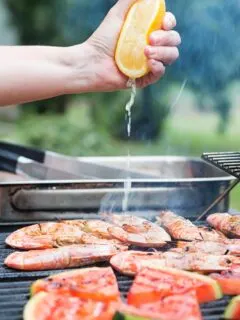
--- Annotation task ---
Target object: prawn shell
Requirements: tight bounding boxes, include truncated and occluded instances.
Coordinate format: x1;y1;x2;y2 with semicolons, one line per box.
108;226;167;248
5;222;86;250
110;251;240;276
5;244;128;271
110;251;164;276
207;213;240;238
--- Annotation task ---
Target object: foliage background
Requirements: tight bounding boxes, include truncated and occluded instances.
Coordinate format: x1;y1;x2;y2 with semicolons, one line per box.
0;0;239;208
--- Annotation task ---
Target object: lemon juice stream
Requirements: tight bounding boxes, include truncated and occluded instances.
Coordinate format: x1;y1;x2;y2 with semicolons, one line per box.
122;79;137;213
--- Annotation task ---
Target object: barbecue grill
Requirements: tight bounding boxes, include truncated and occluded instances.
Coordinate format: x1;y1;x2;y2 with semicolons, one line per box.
0;143;239;320
0;153;235;222
0;219;234;320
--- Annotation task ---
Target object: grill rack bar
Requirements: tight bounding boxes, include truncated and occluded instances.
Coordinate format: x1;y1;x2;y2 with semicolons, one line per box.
202;152;240;179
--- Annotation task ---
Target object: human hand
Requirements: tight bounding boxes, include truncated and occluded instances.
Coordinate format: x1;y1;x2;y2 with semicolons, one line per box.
67;0;181;93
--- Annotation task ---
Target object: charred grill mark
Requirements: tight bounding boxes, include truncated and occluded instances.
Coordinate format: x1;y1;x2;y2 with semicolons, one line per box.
51;282;64;289
199;232;204;241
38;224;42;234
146;252;155;256
225;258;232;264
205;226;214;232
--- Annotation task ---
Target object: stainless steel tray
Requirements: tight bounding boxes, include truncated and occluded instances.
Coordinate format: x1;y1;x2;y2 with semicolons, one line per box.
0;156;235;223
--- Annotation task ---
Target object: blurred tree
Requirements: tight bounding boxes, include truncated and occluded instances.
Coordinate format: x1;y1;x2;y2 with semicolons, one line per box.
66;0;239;140
4;0;68;114
167;0;240;133
6;0;239;134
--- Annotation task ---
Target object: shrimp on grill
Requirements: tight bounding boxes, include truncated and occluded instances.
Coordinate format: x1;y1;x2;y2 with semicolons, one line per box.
106;214;171;247
5;220;122;250
207;213;240;238
172;240;240;256
4;243;128;271
157;211;226;242
110;250;240;276
81;220;115;240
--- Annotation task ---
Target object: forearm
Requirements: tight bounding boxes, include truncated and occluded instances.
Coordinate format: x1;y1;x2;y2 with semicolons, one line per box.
0;45;89;106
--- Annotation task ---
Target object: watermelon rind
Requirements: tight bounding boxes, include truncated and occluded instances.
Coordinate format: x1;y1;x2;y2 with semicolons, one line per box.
113;311;155;320
30;279;41;297
224;295;240;319
139;264;223;301
24;292;48;320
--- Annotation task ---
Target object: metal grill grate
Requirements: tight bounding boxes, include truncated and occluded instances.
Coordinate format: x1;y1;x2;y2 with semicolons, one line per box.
202;152;240;178
0;222;233;320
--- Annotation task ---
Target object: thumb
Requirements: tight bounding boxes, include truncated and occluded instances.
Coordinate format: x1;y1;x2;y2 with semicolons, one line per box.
112;0;136;19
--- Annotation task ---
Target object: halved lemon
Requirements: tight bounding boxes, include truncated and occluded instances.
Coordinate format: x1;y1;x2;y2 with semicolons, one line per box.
115;0;166;79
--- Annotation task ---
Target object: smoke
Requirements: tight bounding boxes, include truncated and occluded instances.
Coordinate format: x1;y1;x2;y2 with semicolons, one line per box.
99;186;165;220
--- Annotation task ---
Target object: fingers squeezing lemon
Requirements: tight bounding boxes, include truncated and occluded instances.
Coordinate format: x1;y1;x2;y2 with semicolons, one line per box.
115;0;166;79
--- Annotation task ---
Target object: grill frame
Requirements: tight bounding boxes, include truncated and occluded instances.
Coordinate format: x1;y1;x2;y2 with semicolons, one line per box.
0;218;235;320
0;155;235;222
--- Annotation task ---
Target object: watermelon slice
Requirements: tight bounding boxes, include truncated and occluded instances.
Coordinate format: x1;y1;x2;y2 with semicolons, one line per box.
211;270;240;296
114;291;202;320
224;295;240;320
31;267;120;302
128;267;222;305
24;292;118;320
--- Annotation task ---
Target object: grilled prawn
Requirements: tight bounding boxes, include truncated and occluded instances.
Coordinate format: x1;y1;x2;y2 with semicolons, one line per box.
157;211;226;242
5;243;127;271
107;214;171;247
207;213;240;238
110;251;240;276
5;220;120;250
173;240;240;256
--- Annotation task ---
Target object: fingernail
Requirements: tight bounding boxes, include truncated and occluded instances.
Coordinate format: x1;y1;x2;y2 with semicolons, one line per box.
165;18;172;29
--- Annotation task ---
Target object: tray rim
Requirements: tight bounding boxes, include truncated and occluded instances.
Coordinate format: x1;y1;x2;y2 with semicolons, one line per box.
0;155;235;187
0;176;235;187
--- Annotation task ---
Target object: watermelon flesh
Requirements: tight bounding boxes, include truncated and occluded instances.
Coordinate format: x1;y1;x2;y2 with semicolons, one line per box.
224;295;240;319
117;291;202;320
24;292;118;320
24;292;202;320
210;270;240;296
26;266;206;319
128;267;222;305
31;267;120;302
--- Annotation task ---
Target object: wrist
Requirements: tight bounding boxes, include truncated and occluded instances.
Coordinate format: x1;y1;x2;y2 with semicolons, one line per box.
63;41;126;95
63;42;98;95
